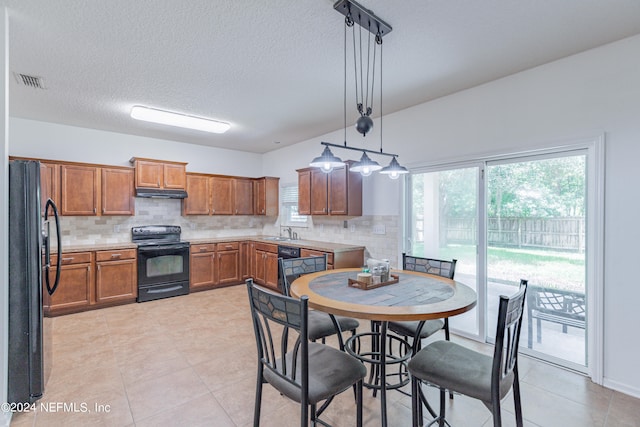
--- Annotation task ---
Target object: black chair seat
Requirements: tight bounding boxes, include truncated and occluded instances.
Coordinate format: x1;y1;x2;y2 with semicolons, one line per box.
408;340;513;403
265;342;367;405
388;319;445;340
307;311;360;342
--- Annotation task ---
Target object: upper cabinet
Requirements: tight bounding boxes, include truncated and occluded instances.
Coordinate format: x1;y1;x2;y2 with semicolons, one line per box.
253;177;279;216
129;158;187;190
296;162;362;216
60;164;135;216
40;161;60;216
60;164;100;216
101;168;135;215
183;173;278;216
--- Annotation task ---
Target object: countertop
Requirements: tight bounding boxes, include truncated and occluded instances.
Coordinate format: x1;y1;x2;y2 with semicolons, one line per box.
57;236;364;254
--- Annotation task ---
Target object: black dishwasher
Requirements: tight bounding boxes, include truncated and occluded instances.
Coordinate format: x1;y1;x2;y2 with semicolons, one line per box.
277;245;300;292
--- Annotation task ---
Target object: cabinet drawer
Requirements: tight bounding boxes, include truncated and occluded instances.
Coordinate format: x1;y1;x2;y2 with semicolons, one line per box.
95;249;136;262
191;243;216;253
216;242;239;251
255;242;278;253
52;252;92;265
300;249;334;265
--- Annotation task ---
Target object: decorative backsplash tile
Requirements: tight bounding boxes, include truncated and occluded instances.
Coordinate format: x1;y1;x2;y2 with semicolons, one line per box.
59;198;400;266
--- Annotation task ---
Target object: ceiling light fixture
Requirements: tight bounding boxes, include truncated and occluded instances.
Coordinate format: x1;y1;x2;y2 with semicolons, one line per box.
130;106;231;134
309;0;408;179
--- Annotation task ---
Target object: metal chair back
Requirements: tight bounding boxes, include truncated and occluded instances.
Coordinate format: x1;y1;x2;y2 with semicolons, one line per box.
403;253;457;279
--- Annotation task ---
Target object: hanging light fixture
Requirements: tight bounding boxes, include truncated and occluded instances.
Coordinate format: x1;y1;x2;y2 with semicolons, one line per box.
309;145;344;173
379;156;409;179
350;152;382;176
309;0;409;179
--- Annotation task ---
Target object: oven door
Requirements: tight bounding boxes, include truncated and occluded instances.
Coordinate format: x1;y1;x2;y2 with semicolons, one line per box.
137;243;190;288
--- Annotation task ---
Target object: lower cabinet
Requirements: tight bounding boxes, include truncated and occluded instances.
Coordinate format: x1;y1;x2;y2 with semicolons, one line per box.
44;248;137;316
95;249;137;304
189;242;241;291
253;242;279;291
190;243;217;291
44;252;93;315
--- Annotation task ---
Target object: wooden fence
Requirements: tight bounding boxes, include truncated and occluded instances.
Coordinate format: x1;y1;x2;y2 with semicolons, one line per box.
444;217;585;252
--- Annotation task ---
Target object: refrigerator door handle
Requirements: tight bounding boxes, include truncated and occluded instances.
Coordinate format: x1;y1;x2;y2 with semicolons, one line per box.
44;198;62;296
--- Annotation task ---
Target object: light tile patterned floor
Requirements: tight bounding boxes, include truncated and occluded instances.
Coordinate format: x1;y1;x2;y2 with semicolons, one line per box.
9;285;640;427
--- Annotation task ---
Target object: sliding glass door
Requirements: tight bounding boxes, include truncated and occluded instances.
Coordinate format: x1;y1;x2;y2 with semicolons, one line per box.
406;149;590;370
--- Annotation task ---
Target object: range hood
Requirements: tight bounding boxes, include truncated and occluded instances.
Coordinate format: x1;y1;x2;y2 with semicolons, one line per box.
135;188;188;199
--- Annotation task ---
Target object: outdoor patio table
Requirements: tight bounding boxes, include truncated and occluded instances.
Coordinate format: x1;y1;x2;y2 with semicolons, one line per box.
290;268;477;427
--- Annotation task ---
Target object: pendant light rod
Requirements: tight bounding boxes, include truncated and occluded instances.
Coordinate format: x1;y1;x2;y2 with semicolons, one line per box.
320;141;398;158
333;0;392;38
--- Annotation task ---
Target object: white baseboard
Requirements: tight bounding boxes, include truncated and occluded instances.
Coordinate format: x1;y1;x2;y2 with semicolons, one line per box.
603;377;640;399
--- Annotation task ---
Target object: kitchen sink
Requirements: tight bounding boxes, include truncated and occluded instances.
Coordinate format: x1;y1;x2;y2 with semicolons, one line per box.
263;236;292;241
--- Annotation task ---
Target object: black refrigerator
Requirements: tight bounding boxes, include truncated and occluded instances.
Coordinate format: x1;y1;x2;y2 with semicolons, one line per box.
8;160;61;404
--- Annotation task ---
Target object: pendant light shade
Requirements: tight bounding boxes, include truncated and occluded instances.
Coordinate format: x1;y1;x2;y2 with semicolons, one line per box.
350;152;382;176
379;156;409;179
309;146;345;173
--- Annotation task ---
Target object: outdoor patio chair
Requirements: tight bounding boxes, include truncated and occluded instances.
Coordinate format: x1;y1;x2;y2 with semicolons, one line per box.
408;279;528;427
246;279;366;427
280;255;360;345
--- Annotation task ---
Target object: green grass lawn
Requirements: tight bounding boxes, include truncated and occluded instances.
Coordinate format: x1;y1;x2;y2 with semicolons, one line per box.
414;243;585;292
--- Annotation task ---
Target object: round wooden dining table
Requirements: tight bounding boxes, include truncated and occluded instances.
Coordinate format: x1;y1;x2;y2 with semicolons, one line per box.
290;268;477;427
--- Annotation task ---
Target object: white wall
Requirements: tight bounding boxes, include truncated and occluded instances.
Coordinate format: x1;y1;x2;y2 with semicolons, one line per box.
9;118;263;176
1;8;9;426
265;34;640;397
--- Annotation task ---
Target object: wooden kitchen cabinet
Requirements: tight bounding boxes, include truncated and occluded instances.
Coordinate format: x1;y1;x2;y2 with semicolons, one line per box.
297;162;362;216
241;241;252;280
298;169;311;215
60;164;100;216
253;177;279;216
39;161;60;216
216;242;240;285
211;176;234;215
183;173;211;215
44;252;93;316
253;242;279;291
95;249;137;304
190;243;217;291
233;177;254;215
101;167;135;215
130;158;187;190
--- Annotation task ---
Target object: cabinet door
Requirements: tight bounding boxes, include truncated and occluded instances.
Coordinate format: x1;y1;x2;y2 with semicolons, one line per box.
264;252;280;291
46;260;92;314
328;165;348;215
240;241;252;280
183;174;211;215
40;162;60;216
95;259;137;303
163;163;186;189
253;249;266;285
211;176;234;215
135;160;163;188
102;168;135;215
61;165;99;215
298;170;311;215
217;247;240;285
310;169;328;215
253;179;265;215
190;251;216;290
233;178;254;215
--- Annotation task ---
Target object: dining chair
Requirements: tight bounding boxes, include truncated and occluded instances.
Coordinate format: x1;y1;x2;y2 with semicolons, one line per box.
246;279;366;427
280;256;360;344
389;253;457;349
408;279;528;427
387;254;457;399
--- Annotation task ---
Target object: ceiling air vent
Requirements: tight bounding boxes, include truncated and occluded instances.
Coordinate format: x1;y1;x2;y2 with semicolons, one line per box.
13;73;46;89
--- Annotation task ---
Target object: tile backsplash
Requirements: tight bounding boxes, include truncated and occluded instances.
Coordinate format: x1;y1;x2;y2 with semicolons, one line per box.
59;199;401;267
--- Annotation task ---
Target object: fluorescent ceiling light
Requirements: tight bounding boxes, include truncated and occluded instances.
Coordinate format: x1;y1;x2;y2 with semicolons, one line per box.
130;106;230;134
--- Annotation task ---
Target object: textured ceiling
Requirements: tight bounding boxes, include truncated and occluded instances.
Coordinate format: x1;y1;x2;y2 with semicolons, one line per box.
4;0;640;153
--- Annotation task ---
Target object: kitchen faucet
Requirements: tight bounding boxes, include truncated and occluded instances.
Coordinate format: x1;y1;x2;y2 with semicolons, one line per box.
285;227;292;239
